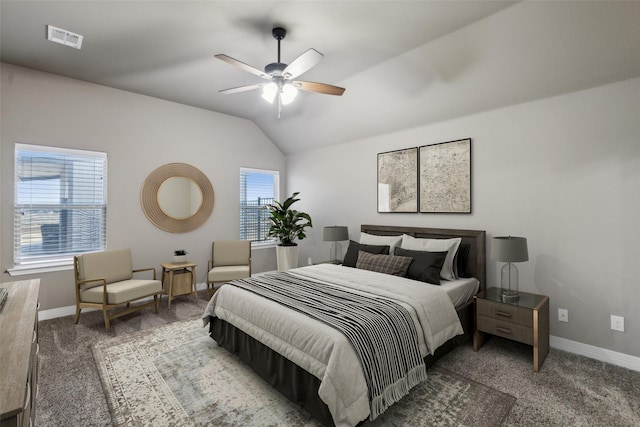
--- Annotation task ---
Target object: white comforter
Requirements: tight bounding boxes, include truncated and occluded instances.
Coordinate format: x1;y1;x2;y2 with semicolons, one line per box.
202;264;463;427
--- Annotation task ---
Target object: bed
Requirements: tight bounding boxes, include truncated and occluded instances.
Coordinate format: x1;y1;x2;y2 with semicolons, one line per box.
203;224;486;426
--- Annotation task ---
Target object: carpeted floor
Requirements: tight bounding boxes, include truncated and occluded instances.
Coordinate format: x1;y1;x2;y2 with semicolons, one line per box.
438;336;640;426
36;291;640;426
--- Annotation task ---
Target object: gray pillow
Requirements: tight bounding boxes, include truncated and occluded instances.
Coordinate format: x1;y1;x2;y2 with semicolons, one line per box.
355;251;412;277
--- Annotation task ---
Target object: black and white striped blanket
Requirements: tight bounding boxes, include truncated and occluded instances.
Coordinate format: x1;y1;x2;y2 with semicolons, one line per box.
230;272;427;420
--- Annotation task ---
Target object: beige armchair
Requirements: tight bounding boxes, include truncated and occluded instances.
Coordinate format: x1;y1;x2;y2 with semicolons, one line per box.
207;240;251;296
74;248;163;331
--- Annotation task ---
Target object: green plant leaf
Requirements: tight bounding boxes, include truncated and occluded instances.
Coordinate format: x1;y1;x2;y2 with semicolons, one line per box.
264;192;312;246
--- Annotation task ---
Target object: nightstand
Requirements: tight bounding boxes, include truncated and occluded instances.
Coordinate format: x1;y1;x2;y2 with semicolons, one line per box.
473;287;550;372
161;262;197;308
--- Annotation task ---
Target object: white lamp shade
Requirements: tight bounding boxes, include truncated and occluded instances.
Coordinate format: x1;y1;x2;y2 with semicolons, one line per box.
261;82;277;104
323;226;349;242
491;236;528;262
281;83;298;105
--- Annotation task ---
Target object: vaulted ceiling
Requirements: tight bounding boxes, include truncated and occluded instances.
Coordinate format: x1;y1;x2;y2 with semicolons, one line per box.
2;1;640;154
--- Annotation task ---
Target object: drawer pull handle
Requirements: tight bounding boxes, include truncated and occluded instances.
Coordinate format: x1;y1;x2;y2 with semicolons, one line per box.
496;326;512;334
495;310;512;318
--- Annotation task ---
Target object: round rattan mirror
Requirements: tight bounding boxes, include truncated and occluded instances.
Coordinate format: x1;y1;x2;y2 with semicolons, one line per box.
140;163;214;233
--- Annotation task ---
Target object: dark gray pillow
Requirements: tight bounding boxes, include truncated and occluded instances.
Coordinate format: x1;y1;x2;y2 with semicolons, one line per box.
355;251;412;277
394;247;448;285
454;244;471;278
342;240;390;267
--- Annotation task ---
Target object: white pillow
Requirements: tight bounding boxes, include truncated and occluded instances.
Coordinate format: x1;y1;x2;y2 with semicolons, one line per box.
400;234;462;281
359;232;403;254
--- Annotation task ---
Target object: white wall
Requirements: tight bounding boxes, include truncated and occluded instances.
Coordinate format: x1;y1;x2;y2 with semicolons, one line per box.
289;77;640;358
1;63;285;310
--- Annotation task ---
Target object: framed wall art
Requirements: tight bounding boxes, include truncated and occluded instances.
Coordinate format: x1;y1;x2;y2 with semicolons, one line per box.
419;138;471;213
377;147;418;213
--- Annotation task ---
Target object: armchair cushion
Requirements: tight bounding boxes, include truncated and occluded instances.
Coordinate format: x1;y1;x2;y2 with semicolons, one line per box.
208;265;251;283
81;279;162;305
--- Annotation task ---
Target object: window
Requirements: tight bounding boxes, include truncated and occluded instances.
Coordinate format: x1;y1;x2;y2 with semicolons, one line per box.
240;168;279;245
14;144;107;267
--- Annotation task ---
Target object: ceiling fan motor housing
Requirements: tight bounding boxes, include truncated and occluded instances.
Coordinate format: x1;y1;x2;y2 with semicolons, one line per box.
265;62;286;76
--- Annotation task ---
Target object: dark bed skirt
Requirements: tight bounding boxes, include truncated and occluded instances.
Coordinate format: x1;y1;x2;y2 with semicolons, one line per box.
209;300;473;427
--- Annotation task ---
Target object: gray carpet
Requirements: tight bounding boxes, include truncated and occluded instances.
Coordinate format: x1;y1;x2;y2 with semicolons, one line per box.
36;292;640;426
437;336;640;426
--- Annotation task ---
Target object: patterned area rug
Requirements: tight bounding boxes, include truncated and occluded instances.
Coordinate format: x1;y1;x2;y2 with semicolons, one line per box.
93;319;515;426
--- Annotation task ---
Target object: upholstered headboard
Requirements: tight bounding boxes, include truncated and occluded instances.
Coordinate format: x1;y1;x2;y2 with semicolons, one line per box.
360;224;486;292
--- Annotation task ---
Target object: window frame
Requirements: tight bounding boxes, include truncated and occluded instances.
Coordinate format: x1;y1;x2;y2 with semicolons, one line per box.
239;167;280;248
10;143;107;275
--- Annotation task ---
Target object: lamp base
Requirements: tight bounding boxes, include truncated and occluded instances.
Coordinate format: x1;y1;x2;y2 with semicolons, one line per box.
500;291;520;303
329;242;342;264
500;262;519;302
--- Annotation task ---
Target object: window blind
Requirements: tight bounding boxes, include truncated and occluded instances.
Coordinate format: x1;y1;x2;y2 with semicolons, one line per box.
14;144;107;265
240;167;279;243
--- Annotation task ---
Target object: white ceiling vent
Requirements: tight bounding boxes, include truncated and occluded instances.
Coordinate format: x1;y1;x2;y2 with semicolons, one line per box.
46;25;83;49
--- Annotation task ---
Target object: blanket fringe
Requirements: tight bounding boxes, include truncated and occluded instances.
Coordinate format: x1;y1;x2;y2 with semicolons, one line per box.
369;364;428;420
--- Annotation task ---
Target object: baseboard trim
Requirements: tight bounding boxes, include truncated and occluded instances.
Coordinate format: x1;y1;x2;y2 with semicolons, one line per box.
39;304;78;321
38;282;209;321
550;335;640;372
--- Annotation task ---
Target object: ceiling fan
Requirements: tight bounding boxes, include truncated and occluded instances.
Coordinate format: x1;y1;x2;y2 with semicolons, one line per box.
215;27;345;118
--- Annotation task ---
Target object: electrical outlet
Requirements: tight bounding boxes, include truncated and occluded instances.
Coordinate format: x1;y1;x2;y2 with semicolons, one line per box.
558;308;568;322
611;315;624;332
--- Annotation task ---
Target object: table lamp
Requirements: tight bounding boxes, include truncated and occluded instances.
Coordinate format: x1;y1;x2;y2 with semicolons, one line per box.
323;226;349;264
491;236;528;301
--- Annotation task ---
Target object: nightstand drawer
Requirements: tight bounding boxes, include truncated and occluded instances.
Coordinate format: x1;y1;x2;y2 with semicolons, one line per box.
476;299;533;327
476;315;534;345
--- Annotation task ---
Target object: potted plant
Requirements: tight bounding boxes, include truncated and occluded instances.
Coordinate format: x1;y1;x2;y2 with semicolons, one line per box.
173;249;188;263
265;192;313;271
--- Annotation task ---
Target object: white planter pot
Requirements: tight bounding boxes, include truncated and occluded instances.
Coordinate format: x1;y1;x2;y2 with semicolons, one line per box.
276;245;298;272
173;255;187;263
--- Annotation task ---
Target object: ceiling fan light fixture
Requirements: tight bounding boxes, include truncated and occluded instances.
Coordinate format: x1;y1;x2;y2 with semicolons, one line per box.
217;26;344;117
262;82;278;104
281;83;298;105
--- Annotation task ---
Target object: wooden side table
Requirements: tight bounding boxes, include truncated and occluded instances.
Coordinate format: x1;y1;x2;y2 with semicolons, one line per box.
473;287;550;372
161;262;197;308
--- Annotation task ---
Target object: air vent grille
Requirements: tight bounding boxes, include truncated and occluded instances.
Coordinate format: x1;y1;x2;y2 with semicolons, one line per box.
47;25;83;49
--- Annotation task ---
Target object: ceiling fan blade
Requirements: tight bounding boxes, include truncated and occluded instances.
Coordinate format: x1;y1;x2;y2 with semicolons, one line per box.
294;81;345;96
219;83;265;94
282;49;324;79
215;54;270;79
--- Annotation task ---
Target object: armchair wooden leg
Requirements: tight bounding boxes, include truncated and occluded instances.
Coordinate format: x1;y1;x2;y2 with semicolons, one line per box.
154;295;159;314
74;307;81;324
